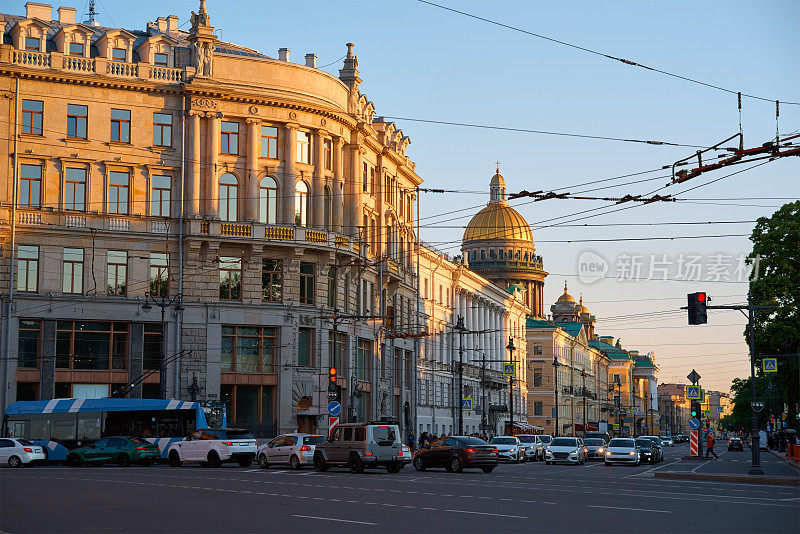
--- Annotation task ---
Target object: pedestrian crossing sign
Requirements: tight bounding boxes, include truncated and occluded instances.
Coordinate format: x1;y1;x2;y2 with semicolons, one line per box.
763;358;777;373
462;398;473;411
613;424;620;430
503;363;515;376
717;406;724;413
685;385;701;400
631;407;639;415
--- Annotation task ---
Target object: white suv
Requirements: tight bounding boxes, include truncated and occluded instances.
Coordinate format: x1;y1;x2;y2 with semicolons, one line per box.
168;428;257;468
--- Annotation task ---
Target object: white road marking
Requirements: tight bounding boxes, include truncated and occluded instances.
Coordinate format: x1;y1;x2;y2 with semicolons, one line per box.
625;459;683;478
292;515;377;526
444;509;528;519
588;505;672;514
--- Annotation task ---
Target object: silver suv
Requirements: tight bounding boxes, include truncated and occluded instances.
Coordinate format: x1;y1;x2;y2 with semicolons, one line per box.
313;420;407;474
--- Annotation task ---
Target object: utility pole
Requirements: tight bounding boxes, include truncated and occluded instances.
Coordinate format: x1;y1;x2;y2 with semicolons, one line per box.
553;359;560;437
455;315;466;435
581;369;587;435
507;337;516;434
481;352;487;436
140;292;184;399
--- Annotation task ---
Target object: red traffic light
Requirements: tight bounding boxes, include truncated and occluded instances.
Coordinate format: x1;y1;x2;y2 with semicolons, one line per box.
329;368;337;382
697;292;706;303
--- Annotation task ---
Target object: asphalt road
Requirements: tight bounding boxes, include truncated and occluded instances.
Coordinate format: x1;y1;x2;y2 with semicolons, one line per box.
1;444;798;533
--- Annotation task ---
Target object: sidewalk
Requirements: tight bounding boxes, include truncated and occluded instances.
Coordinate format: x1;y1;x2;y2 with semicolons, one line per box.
653;447;800;486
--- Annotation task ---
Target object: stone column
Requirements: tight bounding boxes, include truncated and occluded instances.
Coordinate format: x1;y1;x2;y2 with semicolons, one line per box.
206;111;222;218
283;123;298;225
348;144;364;238
312;129;326;228
186;110;203;218
245;118;261;222
332;136;344;233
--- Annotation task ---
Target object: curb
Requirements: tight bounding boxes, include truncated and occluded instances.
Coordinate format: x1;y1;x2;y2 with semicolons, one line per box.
654;471;799;486
767;448;800;470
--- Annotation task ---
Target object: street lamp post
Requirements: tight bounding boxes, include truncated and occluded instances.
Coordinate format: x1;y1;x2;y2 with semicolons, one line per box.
506;337;515;434
581;369;587;434
455;316;467;435
140;292;183;399
553;359;560;437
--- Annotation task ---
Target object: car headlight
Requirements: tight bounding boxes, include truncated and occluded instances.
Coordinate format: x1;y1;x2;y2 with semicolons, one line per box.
629;451;636;456
597;448;604;453
605;451;611;455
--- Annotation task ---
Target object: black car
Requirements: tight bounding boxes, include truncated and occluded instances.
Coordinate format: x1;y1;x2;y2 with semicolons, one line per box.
728;437;744;451
413;436;499;473
635;438;659;464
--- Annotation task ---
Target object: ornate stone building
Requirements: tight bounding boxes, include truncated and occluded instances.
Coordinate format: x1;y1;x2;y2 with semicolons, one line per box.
462;170;547;316
0;2;422;435
550;282;596;339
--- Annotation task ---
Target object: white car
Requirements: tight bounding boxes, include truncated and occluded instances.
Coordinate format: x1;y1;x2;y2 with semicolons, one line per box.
0;438;46;467
168;428;257;468
545;437;587;465
490;436;525;463
659;436;675;447
258;433;325;469
604;438;641;466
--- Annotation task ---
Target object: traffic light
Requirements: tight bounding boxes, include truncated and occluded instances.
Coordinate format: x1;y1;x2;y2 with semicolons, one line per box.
687;292;708;325
690;400;701;419
328;367;337;393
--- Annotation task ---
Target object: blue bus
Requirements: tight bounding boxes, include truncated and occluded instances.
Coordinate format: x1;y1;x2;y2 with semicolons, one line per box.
2;398;226;461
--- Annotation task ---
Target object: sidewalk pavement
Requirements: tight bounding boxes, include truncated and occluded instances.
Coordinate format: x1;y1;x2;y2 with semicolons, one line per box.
653;447;800;486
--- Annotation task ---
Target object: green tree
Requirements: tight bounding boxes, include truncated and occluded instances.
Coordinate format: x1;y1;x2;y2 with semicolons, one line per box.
722;376;772;432
747;201;799;430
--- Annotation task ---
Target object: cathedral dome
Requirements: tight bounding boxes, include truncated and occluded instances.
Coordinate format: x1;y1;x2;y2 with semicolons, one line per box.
463;202;533;243
556;282;575;304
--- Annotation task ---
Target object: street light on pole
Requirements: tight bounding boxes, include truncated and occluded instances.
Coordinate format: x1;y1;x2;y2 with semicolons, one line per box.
506;337;515;434
455;315;467;435
140;291;183;399
553;359;560;437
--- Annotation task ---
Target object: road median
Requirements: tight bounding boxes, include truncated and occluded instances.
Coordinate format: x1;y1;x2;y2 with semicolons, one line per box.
654;471;800;486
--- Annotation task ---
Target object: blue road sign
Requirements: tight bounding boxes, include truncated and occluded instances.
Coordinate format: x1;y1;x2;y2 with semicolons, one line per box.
327;401;341;417
685;386;701;400
689;418;700;430
763;358;777;373
462;398;473;411
631;407;639;415
613;424;620;430
503;363;515;376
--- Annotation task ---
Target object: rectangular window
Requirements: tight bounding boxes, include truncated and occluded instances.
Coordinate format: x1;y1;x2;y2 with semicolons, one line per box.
370;167;375;195
108;171;129;214
362;162;368;192
323;138;332;170
153;53;168;66
296;131;311;164
327;267;336;308
260;126;278;159
21;100;43;135
261;259;282;302
151;175;171;217
297;328;314;367
357;338;372;382
394;348;402;387
112;48;126;62
56;321;128;370
221;326;279;373
69;42;84;56
149;253;169;298
153;113;172;147
110;109;131;143
19;164;42;208
62;248;83;294
143;323;163;370
25;37;40;51
67;104;88;139
64;167;87;211
533;372;543;387
533;341;543;355
221;121;239;155
17;246;39;293
18;319;41;369
219;257;242;300
107;250;127;296
329;331;348;374
299;262;315;305
405;350;413;386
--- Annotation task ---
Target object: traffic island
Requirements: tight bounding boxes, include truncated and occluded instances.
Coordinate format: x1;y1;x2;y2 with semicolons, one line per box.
655;471;799;486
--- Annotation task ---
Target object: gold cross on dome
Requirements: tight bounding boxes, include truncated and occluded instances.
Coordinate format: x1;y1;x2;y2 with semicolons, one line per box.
495;161;501;173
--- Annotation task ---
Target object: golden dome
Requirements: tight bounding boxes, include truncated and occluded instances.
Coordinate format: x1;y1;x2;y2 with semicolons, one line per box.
490;172;506;187
556;281;575;303
579;294;589;313
463;202;533;243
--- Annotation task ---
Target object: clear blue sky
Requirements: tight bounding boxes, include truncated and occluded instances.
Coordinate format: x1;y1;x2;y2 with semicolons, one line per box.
51;0;800;392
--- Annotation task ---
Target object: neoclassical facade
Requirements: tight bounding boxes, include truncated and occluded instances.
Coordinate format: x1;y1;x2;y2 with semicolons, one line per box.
0;2;423;435
462;171;547;316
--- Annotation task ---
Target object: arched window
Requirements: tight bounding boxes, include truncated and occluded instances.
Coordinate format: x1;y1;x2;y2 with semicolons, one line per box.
489;249;496;259
219;173;238;221
386;224;393;257
259;176;277;224
294;181;309;226
524;252;528;261
323;186;332;230
480;250;486;260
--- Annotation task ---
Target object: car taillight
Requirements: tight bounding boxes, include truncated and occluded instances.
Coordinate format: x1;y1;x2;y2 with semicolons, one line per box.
222;441;233;446
364;452;373;456
464;448;475;453
24;447;32;453
491;448;498;454
299;445;311;451
136;446;147;450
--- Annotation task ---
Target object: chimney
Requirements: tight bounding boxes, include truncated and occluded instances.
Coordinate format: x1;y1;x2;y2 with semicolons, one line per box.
57;6;76;24
278;48;290;62
599;335;614;346
304;53;317;68
25;2;52;21
166;15;179;35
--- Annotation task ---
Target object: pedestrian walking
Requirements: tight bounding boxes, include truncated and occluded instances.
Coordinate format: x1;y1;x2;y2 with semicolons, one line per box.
705;432;718;459
408;430;416;452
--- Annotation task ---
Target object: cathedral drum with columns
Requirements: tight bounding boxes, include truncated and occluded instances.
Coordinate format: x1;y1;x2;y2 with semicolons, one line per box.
462;171;547;317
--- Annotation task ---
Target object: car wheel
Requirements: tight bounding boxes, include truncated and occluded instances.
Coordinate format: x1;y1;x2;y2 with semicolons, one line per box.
207;451;222;468
349;453;365;474
168;450;182;467
313;452;328;472
413;457;425;472
482;466;495;473
8;455;22;468
450;457;463;473
386;463;402;474
67;453;82;467
238;457;253;468
258;454;270;469
117;453;131;467
289;455;301;470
